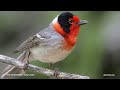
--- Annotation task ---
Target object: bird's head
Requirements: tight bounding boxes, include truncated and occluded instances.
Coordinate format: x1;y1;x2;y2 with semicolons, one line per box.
52;12;88;49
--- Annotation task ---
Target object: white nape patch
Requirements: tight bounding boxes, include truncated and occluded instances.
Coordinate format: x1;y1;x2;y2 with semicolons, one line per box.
52;15;58;24
36;33;44;39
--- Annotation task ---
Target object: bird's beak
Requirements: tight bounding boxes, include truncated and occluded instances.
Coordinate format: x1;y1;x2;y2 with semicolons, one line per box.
78;20;88;25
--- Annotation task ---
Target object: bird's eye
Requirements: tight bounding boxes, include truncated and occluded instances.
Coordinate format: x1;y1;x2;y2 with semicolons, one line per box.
68;19;73;24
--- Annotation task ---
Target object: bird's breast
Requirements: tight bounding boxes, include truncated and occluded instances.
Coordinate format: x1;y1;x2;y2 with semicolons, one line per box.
30;43;73;64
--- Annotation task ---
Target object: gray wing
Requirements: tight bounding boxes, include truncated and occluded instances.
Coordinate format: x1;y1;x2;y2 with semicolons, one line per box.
14;26;63;53
14;27;50;53
14;35;40;53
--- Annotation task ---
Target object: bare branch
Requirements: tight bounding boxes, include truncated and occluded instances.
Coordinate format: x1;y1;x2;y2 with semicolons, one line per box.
0;54;90;79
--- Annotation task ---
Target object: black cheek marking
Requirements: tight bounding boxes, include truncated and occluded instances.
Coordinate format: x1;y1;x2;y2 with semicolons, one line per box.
64;28;70;33
58;12;73;34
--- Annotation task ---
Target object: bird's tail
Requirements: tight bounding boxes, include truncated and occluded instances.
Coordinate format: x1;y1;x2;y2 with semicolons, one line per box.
1;51;29;79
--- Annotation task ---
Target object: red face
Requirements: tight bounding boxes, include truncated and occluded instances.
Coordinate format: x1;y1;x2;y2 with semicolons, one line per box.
69;16;80;25
69;15;80;37
53;12;87;50
64;16;80;49
53;15;80;50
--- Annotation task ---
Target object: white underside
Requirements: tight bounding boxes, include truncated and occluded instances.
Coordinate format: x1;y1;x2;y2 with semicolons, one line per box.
30;45;72;64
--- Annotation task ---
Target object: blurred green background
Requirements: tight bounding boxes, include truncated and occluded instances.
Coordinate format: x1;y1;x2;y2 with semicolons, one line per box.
0;11;120;79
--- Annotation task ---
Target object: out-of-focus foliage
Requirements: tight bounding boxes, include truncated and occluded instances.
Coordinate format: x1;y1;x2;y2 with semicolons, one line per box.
0;11;120;79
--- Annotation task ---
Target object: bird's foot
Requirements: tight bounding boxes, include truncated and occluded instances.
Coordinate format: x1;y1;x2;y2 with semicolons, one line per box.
23;62;29;71
49;63;60;79
53;68;60;79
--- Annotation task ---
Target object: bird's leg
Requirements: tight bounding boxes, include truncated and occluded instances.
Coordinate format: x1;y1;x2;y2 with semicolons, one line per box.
23;51;31;71
49;63;59;79
49;63;54;67
27;51;31;64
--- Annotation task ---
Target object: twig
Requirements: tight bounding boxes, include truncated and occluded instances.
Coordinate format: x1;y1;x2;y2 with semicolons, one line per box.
0;54;90;79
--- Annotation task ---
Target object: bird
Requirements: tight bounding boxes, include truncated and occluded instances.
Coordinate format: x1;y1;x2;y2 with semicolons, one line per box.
1;12;88;79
